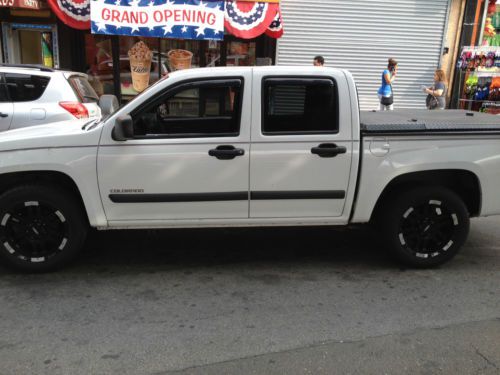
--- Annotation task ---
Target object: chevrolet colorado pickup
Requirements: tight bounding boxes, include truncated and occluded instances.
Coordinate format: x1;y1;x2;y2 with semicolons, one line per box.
0;66;499;271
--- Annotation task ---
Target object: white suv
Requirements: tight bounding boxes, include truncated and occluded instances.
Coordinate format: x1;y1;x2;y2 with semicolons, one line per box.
0;64;101;131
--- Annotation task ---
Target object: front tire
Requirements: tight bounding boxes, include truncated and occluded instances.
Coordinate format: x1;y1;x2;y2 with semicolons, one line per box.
380;186;470;268
0;185;88;272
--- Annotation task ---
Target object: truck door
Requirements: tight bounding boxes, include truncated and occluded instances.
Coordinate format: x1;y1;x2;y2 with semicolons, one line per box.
249;72;353;218
0;74;13;131
97;75;251;222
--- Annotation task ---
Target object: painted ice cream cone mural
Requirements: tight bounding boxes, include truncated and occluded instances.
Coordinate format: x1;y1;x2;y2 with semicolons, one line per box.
128;41;153;93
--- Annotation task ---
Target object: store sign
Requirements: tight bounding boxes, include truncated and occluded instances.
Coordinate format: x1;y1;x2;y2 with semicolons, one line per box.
91;0;225;40
0;0;43;9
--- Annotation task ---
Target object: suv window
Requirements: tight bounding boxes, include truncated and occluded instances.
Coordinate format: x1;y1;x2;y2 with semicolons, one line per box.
133;79;242;138
68;76;99;103
0;75;8;103
262;78;339;135
4;73;50;102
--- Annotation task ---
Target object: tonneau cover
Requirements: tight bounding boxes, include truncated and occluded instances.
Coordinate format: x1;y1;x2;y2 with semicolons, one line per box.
361;110;500;134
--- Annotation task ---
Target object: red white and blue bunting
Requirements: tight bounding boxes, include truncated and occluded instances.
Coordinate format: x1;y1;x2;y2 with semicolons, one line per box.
224;0;278;39
50;0;283;38
265;5;282;38
47;0;91;29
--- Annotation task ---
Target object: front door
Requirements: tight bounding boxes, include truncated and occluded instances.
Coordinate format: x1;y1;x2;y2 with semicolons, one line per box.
249;73;353;218
98;76;251;222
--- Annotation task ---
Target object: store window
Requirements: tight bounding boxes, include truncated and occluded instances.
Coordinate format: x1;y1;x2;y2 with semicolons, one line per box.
83;33;275;104
262;79;338;135
161;39;202;71
119;37;164;101
85;34;114;97
226;41;256;66
206;40;223;67
132;79;242;138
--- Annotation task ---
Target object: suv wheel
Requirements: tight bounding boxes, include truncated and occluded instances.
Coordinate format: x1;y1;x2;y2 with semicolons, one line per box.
380;186;470;268
0;185;87;272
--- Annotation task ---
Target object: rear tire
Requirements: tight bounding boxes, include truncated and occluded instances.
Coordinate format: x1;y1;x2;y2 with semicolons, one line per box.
379;186;469;268
0;184;88;272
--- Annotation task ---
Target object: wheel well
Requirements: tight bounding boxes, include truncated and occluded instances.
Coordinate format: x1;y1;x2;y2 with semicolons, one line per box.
372;170;481;220
0;171;89;223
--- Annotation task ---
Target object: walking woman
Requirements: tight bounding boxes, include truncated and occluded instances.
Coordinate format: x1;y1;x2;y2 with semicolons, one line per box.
378;58;398;111
423;69;447;110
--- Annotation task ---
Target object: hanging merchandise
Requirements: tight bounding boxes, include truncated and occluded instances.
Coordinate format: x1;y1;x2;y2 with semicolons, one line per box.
464;74;479;100
47;0;91;30
457;48;500;69
224;0;280;39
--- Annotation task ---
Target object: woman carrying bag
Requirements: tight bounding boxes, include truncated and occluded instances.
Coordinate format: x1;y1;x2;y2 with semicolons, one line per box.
423;69;447;110
378;58;398;111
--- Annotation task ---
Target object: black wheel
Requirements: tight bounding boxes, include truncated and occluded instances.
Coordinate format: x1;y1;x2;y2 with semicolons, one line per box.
380;186;470;268
0;185;88;272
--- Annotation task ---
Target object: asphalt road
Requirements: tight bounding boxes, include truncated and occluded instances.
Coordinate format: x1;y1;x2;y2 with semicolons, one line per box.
0;217;499;375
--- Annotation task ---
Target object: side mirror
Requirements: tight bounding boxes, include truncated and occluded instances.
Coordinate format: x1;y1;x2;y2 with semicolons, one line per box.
112;115;134;141
98;94;119;117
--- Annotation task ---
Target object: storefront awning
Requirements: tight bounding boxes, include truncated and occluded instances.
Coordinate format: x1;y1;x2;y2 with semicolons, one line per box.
48;0;283;38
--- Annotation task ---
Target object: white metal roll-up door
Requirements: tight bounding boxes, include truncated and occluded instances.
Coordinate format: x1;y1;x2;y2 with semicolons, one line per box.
276;0;451;109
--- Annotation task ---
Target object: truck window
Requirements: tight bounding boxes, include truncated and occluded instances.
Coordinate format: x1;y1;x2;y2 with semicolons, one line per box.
262;78;339;135
132;79;242;138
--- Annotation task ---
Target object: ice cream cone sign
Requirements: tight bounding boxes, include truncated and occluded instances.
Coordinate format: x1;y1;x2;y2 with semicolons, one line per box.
128;41;153;93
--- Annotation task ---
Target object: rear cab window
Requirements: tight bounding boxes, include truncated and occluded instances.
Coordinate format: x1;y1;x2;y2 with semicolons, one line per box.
262;77;339;135
68;75;99;103
4;73;50;102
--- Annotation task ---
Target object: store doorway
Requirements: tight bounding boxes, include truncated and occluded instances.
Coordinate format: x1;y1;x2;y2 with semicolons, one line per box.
1;23;59;67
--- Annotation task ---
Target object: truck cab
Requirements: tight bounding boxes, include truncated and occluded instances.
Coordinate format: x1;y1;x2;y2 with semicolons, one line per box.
98;67;359;226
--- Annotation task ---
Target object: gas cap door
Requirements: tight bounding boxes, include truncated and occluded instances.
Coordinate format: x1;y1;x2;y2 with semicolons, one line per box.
369;137;390;157
30;108;46;120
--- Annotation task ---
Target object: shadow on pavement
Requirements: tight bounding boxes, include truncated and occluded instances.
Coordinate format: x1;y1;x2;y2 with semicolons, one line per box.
73;225;398;273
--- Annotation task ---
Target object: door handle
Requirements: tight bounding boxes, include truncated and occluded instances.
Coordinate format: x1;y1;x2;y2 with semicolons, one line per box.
0;112;8;118
311;143;347;158
208;145;245;160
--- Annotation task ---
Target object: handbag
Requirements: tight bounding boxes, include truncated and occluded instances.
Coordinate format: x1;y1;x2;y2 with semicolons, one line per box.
380;84;393;106
426;93;439;110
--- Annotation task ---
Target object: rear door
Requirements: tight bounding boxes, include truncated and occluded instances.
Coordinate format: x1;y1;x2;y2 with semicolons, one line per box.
5;73;50;129
0;74;13;131
250;71;353;218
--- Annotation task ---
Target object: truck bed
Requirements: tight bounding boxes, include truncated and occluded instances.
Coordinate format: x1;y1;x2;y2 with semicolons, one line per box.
361;110;500;135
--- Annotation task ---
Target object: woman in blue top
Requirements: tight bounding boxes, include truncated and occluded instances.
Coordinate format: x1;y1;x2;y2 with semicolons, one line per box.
378;58;398;111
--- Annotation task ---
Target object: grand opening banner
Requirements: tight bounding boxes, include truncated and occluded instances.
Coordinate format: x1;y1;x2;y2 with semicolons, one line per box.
91;0;225;40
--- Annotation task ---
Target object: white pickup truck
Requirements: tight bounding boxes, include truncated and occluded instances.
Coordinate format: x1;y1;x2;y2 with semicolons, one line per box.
0;66;499;272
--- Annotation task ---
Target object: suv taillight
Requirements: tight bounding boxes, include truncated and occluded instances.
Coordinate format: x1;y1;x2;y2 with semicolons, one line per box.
59;101;89;119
